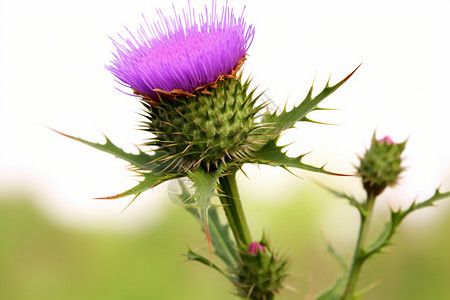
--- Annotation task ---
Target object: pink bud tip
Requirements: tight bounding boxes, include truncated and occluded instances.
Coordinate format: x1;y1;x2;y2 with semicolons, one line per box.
247;241;265;255
378;135;395;144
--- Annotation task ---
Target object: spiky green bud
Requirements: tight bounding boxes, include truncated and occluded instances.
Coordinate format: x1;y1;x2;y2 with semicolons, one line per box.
143;77;263;171
357;133;406;196
233;239;288;299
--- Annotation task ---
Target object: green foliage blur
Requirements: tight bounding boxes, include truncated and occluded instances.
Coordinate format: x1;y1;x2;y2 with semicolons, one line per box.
1;185;449;300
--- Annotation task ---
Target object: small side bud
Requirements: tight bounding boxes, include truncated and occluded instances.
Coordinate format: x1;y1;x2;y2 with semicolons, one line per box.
234;238;288;299
357;133;406;196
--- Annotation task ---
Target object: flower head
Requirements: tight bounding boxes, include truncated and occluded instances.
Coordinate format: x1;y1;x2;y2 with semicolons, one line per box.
107;1;255;102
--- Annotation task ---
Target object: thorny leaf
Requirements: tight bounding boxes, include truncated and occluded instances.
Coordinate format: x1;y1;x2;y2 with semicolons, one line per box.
51;129;159;170
246;138;349;176
188;165;225;263
366;189;450;257
260;65;360;139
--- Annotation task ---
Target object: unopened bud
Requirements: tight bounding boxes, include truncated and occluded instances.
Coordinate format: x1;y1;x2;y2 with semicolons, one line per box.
357;133;406;196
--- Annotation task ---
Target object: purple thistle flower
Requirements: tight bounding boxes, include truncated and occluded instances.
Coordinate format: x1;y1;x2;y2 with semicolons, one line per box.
247;241;265;255
107;1;255;102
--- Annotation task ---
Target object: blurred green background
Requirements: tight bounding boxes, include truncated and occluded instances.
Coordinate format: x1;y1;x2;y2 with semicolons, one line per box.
1;180;449;300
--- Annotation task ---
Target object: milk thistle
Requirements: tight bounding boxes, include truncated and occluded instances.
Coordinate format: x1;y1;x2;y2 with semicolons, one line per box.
56;1;450;299
58;1;357;298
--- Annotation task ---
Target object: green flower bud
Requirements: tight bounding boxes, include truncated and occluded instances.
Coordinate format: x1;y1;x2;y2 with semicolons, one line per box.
357;133;406;196
233;239;288;299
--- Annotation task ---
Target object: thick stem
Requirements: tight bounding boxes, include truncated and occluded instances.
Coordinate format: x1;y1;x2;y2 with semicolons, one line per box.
341;193;376;300
218;171;252;249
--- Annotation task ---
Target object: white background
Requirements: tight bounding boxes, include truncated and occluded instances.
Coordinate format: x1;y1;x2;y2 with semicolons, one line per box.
1;0;449;230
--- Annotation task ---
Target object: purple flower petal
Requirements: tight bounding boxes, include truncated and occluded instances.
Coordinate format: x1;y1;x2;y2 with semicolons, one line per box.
107;1;255;100
378;135;395;144
247;241;265;255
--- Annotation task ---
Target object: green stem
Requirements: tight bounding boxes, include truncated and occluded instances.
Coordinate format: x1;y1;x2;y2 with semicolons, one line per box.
341;192;376;300
259;292;275;300
218;171;252;249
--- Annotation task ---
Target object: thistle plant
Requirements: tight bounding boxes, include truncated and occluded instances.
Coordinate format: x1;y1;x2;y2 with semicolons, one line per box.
55;1;449;299
315;135;450;300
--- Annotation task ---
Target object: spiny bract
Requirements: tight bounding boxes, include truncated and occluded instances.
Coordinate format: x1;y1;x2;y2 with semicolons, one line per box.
142;77;265;171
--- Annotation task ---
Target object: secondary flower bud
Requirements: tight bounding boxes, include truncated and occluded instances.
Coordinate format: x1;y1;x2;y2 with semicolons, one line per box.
237;240;288;299
357;133;406;196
